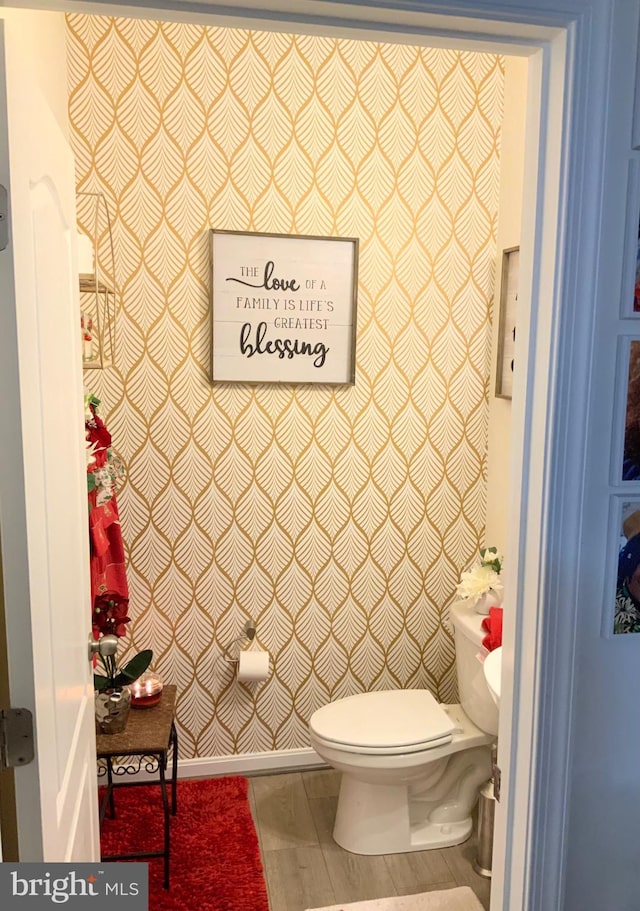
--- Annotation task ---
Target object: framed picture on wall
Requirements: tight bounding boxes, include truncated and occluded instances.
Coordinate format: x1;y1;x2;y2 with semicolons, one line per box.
495;246;519;399
619;161;640;317
603;496;640;637
633;43;640;152
619;337;640;480
210;230;358;385
633;214;640;314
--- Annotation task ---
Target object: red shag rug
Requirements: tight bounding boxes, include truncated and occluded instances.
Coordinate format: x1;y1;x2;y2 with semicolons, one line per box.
100;776;269;911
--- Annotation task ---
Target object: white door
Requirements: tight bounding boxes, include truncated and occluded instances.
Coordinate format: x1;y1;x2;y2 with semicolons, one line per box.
0;10;99;861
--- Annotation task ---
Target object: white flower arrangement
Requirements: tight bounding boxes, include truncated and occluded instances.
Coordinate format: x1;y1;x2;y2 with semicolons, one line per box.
456;547;504;601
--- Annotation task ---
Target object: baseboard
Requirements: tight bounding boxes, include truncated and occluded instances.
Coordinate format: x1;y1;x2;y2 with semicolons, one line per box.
179;747;327;778
105;747;327;783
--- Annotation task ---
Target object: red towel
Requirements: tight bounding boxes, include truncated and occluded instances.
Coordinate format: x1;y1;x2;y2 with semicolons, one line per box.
481;606;503;651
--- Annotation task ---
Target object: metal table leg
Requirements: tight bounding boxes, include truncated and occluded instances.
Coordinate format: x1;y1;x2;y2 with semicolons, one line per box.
158;751;170;889
170;721;178;815
107;758;115;818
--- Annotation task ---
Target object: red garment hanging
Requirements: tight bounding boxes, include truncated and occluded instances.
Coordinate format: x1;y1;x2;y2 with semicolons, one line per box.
86;403;129;605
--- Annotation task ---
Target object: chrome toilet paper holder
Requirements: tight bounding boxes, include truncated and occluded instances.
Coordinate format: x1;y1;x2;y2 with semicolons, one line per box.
221;621;257;665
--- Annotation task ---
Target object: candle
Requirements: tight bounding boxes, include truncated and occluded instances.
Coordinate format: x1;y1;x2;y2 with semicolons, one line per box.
130;671;163;708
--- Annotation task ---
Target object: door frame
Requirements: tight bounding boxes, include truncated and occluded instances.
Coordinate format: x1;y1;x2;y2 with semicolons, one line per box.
13;0;624;907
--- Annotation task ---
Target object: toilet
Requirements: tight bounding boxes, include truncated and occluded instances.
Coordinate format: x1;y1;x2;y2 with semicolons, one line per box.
308;599;498;855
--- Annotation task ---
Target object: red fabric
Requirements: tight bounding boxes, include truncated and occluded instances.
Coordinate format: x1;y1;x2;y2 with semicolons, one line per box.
481;606;503;651
99;776;269;911
87;408;112;463
89;495;129;601
86;404;128;604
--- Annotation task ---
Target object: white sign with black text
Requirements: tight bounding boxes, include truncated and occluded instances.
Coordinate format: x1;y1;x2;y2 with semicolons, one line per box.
211;230;358;384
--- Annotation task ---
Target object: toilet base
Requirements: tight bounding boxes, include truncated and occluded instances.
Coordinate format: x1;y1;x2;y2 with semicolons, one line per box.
332;746;492;855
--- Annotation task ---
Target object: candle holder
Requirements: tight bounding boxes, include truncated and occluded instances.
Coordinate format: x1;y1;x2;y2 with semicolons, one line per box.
130;671;163;708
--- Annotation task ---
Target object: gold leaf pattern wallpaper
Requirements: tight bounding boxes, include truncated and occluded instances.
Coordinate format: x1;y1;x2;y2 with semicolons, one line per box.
67;14;504;758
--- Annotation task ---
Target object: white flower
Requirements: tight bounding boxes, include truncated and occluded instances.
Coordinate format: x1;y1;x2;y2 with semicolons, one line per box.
456;564;503;600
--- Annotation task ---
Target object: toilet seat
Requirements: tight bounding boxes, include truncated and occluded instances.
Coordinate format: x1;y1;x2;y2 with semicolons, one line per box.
309;689;457;755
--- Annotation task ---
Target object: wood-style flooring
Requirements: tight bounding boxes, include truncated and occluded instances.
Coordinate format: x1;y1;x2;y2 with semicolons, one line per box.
248;769;491;911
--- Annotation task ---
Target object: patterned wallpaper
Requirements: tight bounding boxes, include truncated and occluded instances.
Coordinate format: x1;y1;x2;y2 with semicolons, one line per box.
66;15;504;758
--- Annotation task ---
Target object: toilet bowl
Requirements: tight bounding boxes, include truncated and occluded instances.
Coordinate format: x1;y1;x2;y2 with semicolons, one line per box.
308;600;498;855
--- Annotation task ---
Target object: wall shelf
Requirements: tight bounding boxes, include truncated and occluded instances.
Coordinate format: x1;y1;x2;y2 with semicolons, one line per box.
77;191;117;370
79;276;115;295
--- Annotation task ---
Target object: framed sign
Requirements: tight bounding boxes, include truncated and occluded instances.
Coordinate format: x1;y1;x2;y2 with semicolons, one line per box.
495;246;520;399
210;230;358;385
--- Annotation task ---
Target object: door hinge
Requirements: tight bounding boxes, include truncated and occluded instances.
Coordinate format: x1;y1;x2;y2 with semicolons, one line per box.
0;708;35;771
0;184;7;252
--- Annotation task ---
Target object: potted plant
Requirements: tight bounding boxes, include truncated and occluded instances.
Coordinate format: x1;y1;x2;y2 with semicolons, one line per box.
92;592;153;733
456;547;504;614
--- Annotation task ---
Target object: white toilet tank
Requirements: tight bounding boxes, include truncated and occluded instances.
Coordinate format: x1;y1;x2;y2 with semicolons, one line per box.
450;600;499;736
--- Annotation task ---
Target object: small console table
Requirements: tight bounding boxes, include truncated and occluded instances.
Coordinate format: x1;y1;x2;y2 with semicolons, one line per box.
96;684;178;888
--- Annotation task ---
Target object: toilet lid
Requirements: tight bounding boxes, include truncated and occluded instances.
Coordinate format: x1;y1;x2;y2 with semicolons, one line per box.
309;689;456;751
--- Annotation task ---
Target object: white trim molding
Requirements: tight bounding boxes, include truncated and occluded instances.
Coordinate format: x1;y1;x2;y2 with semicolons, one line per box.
19;0;633;907
179;747;326;778
107;747;326;783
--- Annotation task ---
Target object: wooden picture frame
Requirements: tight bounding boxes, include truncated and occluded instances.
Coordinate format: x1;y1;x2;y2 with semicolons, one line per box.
210;229;358;385
495;246;520;400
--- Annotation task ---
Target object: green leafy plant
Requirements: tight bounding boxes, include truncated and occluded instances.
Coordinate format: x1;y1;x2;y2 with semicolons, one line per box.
479;546;502;574
94;648;154;692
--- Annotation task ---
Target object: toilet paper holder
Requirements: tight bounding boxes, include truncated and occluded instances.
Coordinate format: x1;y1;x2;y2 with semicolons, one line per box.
221;621;257;665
